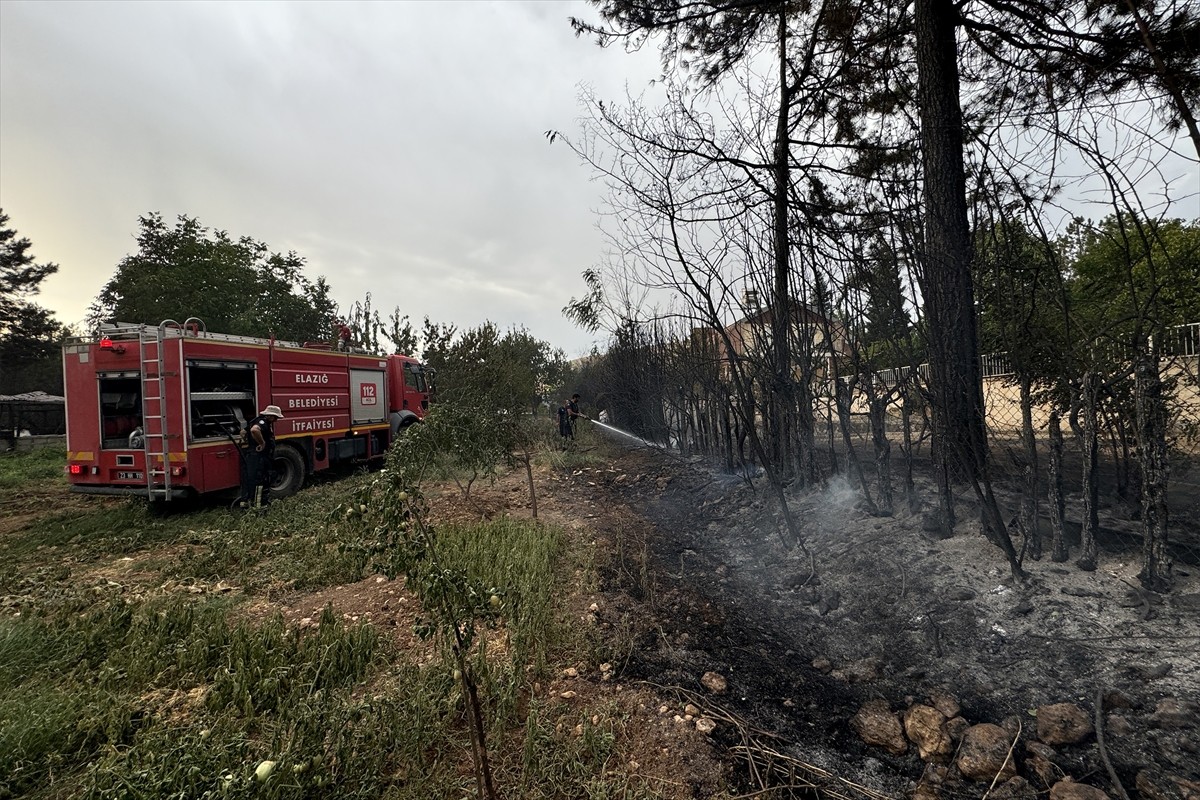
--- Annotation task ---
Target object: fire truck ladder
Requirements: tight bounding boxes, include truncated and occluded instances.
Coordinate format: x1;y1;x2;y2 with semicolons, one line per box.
139;321;178;500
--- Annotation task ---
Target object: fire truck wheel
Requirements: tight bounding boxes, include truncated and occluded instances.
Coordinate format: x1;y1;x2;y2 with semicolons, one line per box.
271;446;307;498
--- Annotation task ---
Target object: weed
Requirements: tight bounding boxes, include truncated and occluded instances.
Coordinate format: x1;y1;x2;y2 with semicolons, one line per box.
0;447;65;489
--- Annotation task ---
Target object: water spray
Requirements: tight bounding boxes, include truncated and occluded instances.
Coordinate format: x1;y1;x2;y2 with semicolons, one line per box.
587;417;664;450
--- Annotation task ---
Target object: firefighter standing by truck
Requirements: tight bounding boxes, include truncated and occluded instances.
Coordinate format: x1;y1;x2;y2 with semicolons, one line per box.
239;405;284;508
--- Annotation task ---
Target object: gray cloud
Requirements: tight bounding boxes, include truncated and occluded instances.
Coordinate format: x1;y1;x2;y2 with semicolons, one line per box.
0;0;660;356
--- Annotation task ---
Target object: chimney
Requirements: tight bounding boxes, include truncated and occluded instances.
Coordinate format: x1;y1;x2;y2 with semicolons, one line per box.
742;289;761;313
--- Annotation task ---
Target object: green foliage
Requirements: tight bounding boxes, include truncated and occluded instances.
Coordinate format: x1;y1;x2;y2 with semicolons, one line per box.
0;447;65;488
343;291;419;354
88;213;337;342
0;209;68;394
1065;214;1200;334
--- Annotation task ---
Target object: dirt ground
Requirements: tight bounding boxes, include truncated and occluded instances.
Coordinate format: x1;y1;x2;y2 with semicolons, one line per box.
521;435;1200;799
15;435;1197;799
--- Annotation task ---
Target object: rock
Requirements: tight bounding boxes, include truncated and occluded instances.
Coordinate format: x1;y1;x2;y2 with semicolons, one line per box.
818;590;841;616
1001;715;1023;737
684;703;700;717
990;776;1037;800
1137;768;1199;800
695;717;716;735
945;716;970;742
1105;712;1134;737
812;657;833;673
914;764;961;800
1025;741;1061;788
1141;662;1174;680
1151;698;1199;729
1102;690;1133;710
850;699;907;756
834;657;884;683
904;704;953;761
1049;779;1111;799
956;723;1016;782
700;671;728;695
928;689;961;719
912;782;941;800
1037;702;1094;745
1012;599;1035;615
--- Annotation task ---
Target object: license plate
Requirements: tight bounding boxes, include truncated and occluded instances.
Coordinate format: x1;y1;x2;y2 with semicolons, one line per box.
117;471;143;480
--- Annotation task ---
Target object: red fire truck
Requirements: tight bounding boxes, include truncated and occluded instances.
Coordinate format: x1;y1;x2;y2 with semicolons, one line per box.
62;318;431;502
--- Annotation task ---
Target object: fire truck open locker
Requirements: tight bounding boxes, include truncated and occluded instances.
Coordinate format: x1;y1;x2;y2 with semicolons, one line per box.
62;318;431;501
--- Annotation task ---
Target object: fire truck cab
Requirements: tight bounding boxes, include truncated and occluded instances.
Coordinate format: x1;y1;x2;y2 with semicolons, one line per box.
62;318;431;502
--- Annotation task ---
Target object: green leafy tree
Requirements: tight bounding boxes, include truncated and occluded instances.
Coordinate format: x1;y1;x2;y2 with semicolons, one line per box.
0;210;68;394
89;214;336;342
403;322;567;515
1065;214;1200;333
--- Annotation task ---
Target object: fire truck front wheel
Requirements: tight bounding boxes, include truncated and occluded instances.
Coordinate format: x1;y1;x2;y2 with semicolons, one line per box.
271;446;307;499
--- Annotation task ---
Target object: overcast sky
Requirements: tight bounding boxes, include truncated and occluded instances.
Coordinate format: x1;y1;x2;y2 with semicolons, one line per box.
0;0;662;357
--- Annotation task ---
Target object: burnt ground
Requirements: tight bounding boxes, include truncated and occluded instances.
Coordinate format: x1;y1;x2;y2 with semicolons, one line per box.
564;436;1200;799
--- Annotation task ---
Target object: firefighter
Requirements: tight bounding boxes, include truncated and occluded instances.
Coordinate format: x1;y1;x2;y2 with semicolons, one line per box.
238;405;284;508
567;393;583;435
557;399;573;448
335;318;352;352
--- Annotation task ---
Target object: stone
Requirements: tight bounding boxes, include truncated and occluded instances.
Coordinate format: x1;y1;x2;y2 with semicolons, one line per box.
850;699;907;756
811;657;833;673
684;703;700;717
990;777;1037;800
1001;715;1023;737
695;717;716;735
1137;768;1196;800
904;704;953;761
1049;779;1111;799
928;690;961;719
1101;690;1133;710
956;723;1017;782
1150;698;1199;729
833;657;884;683
1105;712;1134;737
945;716;970;742
1025;740;1062;786
700;671;728;695
1037;702;1094;745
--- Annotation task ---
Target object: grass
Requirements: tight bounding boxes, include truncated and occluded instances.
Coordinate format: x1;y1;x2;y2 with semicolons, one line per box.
0;446;675;800
0;446;65;489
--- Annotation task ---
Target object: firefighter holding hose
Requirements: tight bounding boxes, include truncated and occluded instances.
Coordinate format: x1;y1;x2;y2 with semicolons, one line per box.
238;405;284;508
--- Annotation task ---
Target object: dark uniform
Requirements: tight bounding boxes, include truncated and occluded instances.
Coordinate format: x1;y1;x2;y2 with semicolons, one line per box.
567;394;582;436
557;401;573;446
239;412;278;507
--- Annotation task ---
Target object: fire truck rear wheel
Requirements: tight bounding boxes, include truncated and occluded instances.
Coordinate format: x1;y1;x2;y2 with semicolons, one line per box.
271;446;306;498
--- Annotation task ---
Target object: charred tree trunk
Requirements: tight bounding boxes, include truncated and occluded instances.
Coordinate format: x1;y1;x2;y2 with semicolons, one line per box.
914;0;989;485
1078;371;1100;571
835;377;879;515
769;6;795;482
1048;411;1069;562
1019;375;1040;559
869;386;894;515
1135;346;1171;592
901;383;920;514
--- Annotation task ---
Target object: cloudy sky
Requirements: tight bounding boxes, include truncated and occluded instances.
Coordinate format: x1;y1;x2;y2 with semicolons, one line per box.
1;0;661;357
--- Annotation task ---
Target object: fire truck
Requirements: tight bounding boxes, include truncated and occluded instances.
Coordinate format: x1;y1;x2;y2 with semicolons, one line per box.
62;318;431;502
